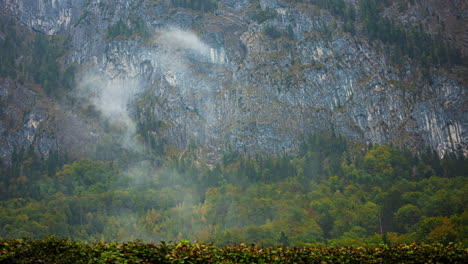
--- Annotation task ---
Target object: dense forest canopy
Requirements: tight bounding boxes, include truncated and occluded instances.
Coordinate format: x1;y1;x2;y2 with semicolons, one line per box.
1;132;466;246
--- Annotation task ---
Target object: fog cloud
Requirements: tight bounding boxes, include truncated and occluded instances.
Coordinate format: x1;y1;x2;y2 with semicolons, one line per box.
157;27;210;56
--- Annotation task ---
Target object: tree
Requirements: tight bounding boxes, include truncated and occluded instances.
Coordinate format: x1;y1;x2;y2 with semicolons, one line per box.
363;145;403;185
416;217;457;245
278;231;290;246
394;204;422;233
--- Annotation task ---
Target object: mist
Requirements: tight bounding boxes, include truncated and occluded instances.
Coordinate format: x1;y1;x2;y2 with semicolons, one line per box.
70;27;221;242
157;27;210;56
76;26;217;153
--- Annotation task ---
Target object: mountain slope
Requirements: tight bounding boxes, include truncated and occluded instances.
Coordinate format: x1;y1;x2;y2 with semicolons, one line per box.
0;0;466;162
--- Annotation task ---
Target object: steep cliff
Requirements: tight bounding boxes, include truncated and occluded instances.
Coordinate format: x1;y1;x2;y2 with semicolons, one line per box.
0;0;466;163
0;13;96;164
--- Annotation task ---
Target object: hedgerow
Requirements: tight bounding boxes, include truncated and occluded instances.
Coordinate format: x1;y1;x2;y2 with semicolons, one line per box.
1;237;466;263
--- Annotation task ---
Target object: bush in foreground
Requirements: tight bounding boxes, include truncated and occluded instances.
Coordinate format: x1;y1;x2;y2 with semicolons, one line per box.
1;237;467;263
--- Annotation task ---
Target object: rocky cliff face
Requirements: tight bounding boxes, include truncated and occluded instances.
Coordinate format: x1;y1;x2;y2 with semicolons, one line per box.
0;0;466;162
0;77;97;163
1;0;84;34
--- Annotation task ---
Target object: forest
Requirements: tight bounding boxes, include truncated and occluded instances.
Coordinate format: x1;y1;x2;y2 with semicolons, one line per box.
291;0;465;68
171;0;218;12
0;16;75;98
0;132;466;247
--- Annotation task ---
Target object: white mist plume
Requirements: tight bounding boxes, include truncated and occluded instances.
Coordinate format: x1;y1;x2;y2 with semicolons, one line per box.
76;73;142;152
157;27;210;56
71;26;225;242
75;26;218;156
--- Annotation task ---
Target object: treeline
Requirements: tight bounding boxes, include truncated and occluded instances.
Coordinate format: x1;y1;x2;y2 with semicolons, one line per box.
252;8;277;24
0;147;69;200
171;0;218;12
0;132;466;246
104;17;149;40
358;0;463;66
134;91;168;166
0;17;75;97
292;0;465;67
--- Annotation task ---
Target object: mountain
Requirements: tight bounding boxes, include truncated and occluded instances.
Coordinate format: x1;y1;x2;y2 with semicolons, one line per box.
0;0;467;246
0;0;466;165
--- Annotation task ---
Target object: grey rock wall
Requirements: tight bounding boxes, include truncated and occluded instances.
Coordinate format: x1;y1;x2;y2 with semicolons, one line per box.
0;78;97;164
1;0;466;161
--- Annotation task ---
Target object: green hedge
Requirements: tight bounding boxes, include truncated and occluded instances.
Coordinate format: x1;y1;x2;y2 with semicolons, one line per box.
1;237;466;263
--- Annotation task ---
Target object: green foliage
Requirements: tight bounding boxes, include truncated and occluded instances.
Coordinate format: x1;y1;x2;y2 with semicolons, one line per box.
263;25;282;39
0;147;68;200
0;17;75;97
0;2;466;249
171;0;218;12
0;236;91;264
293;0;465;68
358;0;464;67
1;238;467;263
134;91;168;165
278;231;290;246
252;8;277;24
363;145;411;185
294;0;355;34
0;132;466;246
55;159;121;195
394;204;422;232
104;17;149;40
